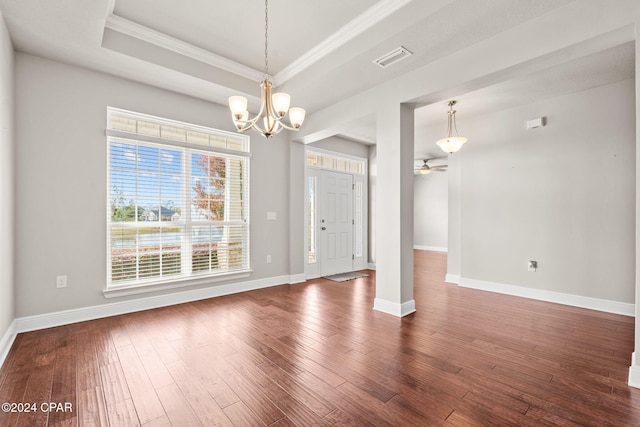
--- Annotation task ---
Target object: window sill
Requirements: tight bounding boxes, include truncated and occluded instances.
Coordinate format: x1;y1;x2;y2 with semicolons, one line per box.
102;270;252;299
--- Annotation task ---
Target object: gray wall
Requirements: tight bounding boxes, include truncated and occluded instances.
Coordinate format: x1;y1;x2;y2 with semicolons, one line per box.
414;171;448;249
0;11;14;338
289;141;306;277
451;79;635;303
15;53;294;317
308;136;371;159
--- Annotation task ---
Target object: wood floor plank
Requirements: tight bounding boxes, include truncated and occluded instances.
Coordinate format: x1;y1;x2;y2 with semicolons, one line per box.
48;417;78;427
0;377;29;427
272;395;328;426
221;401;263;427
78;386;109;427
256;359;334;417
164;360;234;426
130;338;174;391
155;383;202;427
210;355;284;425
48;339;77;426
94;329;119;367
106;399;140;427
99;362;131;409
140;416;171;427
170;344;240;410
116;345;166;424
14;363;54;427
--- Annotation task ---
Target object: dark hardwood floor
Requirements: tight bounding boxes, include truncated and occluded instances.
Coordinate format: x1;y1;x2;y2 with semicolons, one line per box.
1;250;639;426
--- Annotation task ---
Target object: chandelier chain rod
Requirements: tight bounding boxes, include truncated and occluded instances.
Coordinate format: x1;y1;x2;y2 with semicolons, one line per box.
452;113;460;137
264;0;269;79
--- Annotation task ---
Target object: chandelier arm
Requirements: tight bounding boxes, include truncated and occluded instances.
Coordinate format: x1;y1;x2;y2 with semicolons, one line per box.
233;112;260;132
252;122;268;134
275;120;301;131
252;120;285;138
234;121;256;133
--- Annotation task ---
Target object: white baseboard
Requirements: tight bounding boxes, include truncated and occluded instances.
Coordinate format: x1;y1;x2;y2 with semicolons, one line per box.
445;274;460;284
14;274;296;334
414;245;448;252
0;319;17;370
367;263;376;270
288;273;306;284
629;353;640;389
373;298;416;317
459;277;635;317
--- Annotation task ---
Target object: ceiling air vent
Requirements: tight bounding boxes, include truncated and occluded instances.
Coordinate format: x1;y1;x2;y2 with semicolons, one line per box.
373;46;413;68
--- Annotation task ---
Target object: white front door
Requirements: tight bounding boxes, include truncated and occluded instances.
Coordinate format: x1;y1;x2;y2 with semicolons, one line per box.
319;170;353;276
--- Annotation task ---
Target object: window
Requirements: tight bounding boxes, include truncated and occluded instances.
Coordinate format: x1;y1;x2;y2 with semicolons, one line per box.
107;108;250;289
354;180;363;258
306;151;364;175
307;175;317;263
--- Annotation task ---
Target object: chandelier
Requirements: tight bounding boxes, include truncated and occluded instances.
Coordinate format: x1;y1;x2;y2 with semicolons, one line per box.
228;0;306;138
436;100;467;153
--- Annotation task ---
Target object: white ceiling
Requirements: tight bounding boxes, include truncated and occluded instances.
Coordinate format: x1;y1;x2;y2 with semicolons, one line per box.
112;0;376;74
0;0;634;157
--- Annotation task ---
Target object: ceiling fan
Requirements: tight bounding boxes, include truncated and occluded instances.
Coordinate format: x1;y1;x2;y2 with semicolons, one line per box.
415;159;448;175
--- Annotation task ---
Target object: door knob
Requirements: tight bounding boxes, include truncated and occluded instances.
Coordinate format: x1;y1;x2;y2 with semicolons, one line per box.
321;227;326;231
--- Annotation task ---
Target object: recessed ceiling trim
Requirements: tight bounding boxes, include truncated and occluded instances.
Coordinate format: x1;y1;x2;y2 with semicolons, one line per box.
104;14;264;82
105;0;116;16
273;0;414;85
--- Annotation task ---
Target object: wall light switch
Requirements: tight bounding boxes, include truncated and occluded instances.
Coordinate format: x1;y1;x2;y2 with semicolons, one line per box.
267;212;277;220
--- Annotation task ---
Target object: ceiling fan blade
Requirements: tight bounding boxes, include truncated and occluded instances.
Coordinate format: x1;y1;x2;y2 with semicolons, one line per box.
430;165;448;170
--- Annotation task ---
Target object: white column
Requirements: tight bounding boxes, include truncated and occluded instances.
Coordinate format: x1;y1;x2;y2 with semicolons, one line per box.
628;22;640;389
373;103;415;317
445;152;461;284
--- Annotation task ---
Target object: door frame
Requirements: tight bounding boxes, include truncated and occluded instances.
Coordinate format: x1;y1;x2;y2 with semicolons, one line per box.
304;148;368;279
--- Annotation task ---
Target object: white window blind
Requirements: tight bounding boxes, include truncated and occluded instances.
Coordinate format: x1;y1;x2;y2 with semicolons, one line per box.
107;108;250;288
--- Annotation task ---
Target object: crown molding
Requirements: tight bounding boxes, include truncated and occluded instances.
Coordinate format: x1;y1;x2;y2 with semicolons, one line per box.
104;14;264;82
105;0;413;88
274;0;414;85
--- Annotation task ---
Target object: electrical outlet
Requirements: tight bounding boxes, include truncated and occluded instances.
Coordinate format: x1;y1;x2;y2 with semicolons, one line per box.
528;261;537;272
266;255;272;264
56;275;67;288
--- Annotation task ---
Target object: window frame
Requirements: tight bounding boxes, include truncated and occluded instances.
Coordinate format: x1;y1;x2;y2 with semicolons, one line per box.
104;108;251;297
